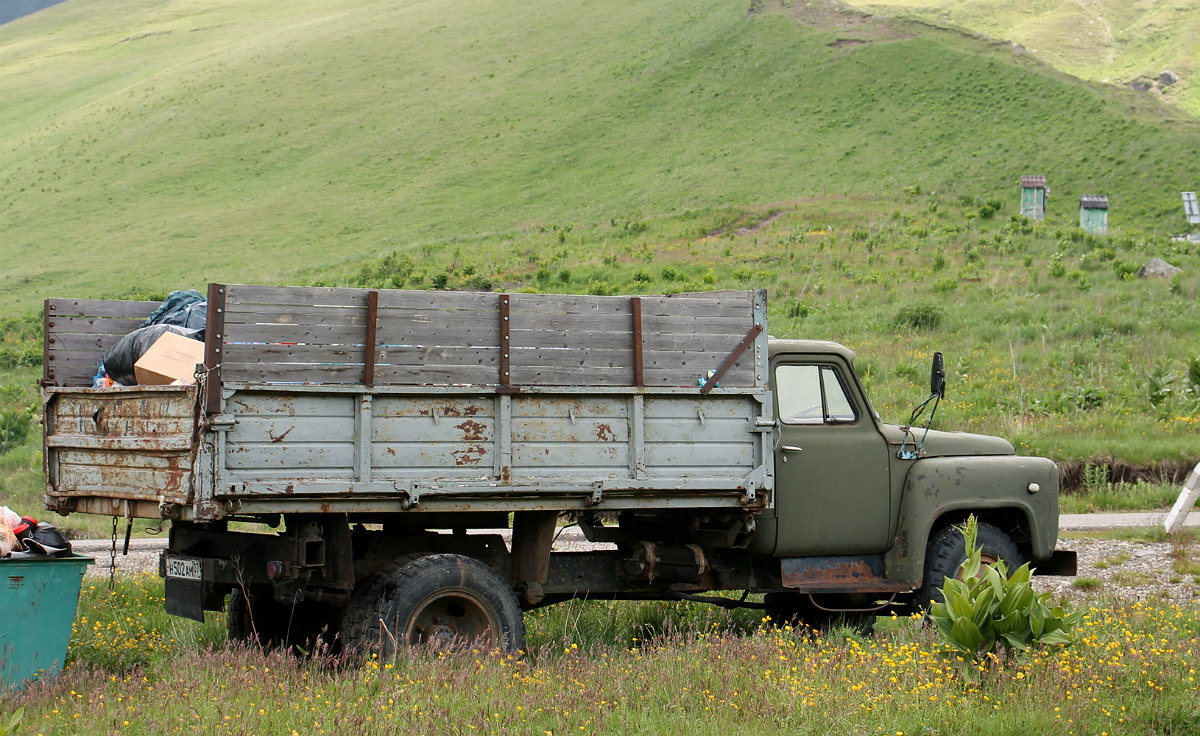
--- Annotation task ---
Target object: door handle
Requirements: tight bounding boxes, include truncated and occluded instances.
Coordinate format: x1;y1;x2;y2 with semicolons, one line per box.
781;445;803;452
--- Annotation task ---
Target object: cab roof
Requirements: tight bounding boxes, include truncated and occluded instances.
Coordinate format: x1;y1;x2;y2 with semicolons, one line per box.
767;338;856;363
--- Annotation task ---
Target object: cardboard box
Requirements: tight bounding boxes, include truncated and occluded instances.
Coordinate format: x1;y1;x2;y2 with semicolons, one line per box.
133;331;206;385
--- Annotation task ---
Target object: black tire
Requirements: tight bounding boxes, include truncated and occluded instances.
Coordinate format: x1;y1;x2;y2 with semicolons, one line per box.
915;522;1023;611
763;592;876;635
226;586;339;650
341;553;526;656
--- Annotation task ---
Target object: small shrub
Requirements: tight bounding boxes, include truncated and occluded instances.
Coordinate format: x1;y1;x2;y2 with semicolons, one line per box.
929;516;1082;664
931;277;957;294
893;304;943;330
660;267;682;282
1112;260;1137;280
0;405;33;454
786;300;812;319
557;269;572;284
430;273;450;290
630;270;653;284
977;200;1003;219
464;274;493;291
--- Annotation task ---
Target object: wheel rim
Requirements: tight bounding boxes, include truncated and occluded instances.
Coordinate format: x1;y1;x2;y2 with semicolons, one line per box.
404;588;501;649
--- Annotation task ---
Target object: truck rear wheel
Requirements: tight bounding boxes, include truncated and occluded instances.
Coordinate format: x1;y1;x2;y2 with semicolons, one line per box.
340;553;526;656
915;522;1023;610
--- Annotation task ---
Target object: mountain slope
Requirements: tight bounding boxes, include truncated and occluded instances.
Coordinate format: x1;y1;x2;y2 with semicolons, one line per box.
2;0;1200;311
844;0;1200;116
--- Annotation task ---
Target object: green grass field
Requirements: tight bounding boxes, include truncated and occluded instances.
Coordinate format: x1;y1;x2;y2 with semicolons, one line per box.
2;0;1200;314
1;574;1197;735
844;0;1200;117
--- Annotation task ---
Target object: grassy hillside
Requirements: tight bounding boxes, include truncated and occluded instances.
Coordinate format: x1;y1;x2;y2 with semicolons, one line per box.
2;0;1200;315
844;0;1200;116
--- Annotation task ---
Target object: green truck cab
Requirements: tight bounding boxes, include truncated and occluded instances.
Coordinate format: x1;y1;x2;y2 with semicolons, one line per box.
753;339;1072;620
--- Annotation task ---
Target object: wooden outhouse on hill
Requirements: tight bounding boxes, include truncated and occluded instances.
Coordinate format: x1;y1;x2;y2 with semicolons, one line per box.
1020;176;1047;220
1079;195;1108;235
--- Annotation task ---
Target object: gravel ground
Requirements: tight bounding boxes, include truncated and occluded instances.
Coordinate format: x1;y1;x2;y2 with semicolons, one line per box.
69;529;1199;606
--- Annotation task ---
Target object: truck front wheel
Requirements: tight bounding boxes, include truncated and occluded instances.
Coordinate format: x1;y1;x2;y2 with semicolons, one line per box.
915;522;1023;610
340;553;527;656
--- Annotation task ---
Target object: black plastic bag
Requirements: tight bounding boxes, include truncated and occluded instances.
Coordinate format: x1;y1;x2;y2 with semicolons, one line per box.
14;518;72;557
140;289;207;332
101;324;202;386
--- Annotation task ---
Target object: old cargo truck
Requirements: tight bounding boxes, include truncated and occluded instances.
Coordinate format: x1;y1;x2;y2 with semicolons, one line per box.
41;284;1074;651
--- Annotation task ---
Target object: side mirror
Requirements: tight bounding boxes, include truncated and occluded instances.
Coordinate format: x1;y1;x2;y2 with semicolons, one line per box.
930;352;945;398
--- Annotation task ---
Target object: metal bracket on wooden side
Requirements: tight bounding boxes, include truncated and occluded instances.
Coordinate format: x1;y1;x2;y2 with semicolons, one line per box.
700;323;765;395
363;290;379;386
203;284;227;414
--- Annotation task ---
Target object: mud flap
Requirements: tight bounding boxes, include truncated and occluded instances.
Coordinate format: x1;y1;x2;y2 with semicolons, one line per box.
165;576;205;622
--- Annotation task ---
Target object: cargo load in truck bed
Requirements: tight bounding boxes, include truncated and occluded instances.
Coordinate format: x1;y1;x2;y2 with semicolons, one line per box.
42;285;772;521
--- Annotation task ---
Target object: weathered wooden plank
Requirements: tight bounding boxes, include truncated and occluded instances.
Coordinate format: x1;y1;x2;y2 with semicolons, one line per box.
220;363;366;384
376;320;502;346
225;284;368;308
644;417;751;444
224;343;365;362
508;366;636;386
510;294;633;316
56;449;192;470
643;365;753;387
47;315;154;334
372;396;495;419
644;443;754;467
56;463;192;500
225;442;355;470
45;299;158;319
643;397;755;419
371;365;500;385
372;418;495;443
377;290;500;311
45;368;100;386
47;332;133;352
227;416;356;445
377;346;500;366
225;392;355;417
512;418;629;444
373;442;495;469
512;442;629;467
508;347;634;369
222;323;370;344
510;396;627;418
224;305;367;328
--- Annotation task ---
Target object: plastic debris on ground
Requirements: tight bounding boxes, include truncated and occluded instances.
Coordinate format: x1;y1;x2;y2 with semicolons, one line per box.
0;506;72;559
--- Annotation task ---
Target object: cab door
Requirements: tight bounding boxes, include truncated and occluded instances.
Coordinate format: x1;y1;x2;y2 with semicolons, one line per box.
771;357;891;556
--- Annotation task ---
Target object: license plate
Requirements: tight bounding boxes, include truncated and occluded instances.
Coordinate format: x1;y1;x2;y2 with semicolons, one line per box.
165;556;202;581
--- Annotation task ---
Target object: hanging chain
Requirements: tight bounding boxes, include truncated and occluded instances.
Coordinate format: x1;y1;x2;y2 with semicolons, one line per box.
109;515;118;590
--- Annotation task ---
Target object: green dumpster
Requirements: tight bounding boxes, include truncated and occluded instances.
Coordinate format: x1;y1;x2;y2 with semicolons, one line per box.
1;555;92;691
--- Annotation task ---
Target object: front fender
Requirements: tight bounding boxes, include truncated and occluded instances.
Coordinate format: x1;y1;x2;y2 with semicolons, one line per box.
884;455;1060;586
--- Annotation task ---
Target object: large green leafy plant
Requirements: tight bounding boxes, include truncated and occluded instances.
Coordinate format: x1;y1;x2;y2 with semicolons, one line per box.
929;516;1082;664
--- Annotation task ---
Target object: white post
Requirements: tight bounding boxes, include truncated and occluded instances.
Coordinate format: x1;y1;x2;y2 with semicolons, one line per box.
1164;462;1200;534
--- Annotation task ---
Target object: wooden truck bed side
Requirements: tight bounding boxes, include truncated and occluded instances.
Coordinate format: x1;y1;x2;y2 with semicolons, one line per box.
44;285;773;521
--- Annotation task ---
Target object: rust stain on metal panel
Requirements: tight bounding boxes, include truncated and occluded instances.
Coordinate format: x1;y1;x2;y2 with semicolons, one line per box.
500;466;511;483
595;423;615;442
269;426;294;443
452;445;488;465
780;557;908;592
456;420;487;441
385;447;396;456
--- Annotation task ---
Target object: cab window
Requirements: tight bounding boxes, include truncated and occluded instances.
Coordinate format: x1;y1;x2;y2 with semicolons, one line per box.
775;364;858;424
